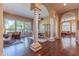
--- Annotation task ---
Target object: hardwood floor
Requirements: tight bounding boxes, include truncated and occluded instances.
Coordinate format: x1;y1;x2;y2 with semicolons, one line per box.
3;36;79;56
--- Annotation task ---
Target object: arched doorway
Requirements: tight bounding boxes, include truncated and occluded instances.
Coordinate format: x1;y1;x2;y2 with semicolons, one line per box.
61;12;76;37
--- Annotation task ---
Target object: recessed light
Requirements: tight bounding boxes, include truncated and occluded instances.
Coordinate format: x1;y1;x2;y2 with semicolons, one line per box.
64;3;67;6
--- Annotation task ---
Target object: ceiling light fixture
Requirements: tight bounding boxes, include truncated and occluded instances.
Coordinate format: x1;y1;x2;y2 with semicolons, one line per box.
64;3;67;6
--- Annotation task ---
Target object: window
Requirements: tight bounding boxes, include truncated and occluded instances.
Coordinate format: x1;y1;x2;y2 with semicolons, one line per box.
62;22;70;31
5;19;15;33
72;22;76;32
4;19;32;33
16;20;25;32
61;13;76;33
39;24;45;33
62;25;70;31
25;22;32;32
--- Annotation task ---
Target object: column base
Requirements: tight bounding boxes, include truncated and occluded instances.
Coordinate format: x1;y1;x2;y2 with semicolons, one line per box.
30;42;42;52
38;39;47;43
76;39;79;44
48;37;55;42
55;37;60;40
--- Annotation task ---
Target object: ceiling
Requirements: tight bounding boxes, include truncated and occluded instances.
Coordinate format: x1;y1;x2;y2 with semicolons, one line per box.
45;3;79;14
3;3;49;19
3;3;79;19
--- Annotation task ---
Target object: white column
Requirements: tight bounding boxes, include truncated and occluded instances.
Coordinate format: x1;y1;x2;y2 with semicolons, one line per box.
49;17;55;41
33;8;39;42
56;18;60;39
30;8;42;52
76;9;79;43
0;4;3;55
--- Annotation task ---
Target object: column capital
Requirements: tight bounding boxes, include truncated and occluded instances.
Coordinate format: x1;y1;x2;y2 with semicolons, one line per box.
31;3;41;11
